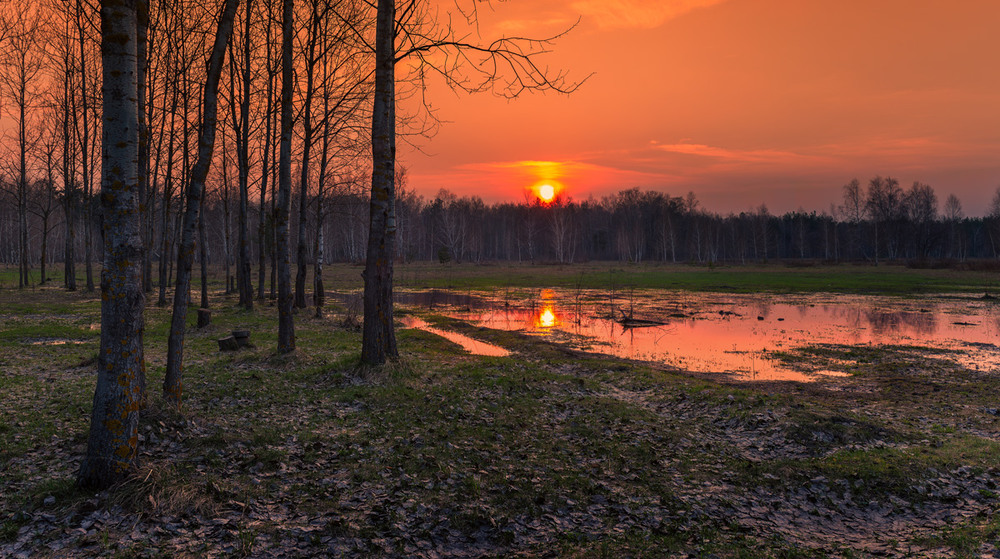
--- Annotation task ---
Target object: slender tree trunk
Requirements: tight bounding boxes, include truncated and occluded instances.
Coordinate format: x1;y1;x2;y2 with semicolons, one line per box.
164;0;239;408
78;0;95;293
79;0;144;489
258;6;275;301
62;24;77;291
275;0;295;352
294;5;319;310
313;73;331;320
233;1;253;309
157;108;178;306
314;201;324;318
361;0;398;365
40;217;48;284
64;191;77;290
221;139;233;295
270;181;277;300
199;191;208;309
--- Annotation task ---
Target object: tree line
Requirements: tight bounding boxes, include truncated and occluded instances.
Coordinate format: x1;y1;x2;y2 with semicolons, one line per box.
5;175;998;284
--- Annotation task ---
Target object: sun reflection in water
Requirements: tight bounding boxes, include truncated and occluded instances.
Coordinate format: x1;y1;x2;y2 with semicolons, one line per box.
536;307;559;329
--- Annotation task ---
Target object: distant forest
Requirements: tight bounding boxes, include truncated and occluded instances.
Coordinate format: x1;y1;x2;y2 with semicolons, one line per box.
3;173;999;288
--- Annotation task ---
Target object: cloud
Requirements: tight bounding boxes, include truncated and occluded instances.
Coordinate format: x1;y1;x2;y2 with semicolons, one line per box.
655;143;827;165
570;0;728;29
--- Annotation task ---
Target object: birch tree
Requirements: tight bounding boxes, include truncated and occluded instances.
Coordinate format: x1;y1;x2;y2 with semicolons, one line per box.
78;0;145;489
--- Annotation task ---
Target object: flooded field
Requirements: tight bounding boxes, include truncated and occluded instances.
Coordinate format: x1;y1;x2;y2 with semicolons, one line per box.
390;288;1000;382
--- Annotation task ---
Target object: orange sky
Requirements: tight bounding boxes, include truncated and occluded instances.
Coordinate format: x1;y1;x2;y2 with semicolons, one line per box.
400;0;1000;214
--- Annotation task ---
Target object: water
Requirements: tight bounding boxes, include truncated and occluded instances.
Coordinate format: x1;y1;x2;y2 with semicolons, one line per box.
400;316;510;357
396;288;1000;382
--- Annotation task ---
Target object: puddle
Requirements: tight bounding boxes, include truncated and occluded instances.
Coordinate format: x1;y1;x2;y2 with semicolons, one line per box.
24;338;89;346
401;289;999;382
400;316;511;357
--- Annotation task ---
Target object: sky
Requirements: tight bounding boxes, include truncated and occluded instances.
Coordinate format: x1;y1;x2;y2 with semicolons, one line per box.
398;0;1000;215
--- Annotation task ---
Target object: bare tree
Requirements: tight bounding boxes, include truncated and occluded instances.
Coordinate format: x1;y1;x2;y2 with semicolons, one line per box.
0;4;46;288
904;181;938;259
164;0;240;408
31;117;62;284
865;176;903;263
78;0;145;489
73;0;97;293
361;0;581;365
53;0;80;290
943;193;964;260
294;0;323;310
227;0;254;309
988;187;1000;259
275;0;295;352
257;0;279;301
839;178;864;260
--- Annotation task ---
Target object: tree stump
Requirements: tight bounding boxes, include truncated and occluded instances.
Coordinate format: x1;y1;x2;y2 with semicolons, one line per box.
232;330;251;348
197;308;212;328
217;336;240;351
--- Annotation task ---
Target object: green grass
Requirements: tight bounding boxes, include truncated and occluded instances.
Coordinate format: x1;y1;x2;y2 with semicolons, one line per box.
390;261;998;295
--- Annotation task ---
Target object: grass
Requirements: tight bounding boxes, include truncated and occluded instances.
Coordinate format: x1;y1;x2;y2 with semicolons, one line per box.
2;263;1000;557
390;261;999;295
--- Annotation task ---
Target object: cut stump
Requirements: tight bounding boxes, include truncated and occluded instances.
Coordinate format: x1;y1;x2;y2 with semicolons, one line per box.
232;330;250;348
217;336;240;351
197;308;211;328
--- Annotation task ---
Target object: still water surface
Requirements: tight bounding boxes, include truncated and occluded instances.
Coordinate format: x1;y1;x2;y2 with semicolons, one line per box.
393;288;999;382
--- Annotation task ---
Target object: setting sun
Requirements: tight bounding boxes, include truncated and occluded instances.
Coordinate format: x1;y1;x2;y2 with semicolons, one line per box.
538;184;556;203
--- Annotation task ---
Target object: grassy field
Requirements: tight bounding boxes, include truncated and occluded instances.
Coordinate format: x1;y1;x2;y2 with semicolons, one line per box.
2;264;1000;557
396;261;1000;295
5;260;999;296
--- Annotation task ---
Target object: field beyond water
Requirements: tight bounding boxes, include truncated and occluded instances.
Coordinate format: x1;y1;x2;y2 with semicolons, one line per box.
2;262;1000;558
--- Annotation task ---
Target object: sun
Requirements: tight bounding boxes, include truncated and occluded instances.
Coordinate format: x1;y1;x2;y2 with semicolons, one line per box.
538;183;556;203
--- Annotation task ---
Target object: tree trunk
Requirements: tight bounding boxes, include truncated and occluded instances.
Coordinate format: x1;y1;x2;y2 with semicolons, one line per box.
258;11;275;301
39;218;48;284
294;5;319;310
313;202;324;318
275;0;295;352
78;0;95;293
62;30;77;291
234;1;253;309
137;0;150;294
157;120;177;306
361;0;398;365
18;91;29;288
164;0;239;409
313;70;331;320
79;0;144;489
199;190;208;309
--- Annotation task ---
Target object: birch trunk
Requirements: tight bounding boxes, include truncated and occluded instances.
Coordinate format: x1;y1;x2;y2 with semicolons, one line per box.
79;0;145;489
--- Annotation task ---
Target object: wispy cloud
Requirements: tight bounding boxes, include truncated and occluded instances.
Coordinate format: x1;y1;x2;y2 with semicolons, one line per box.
570;0;728;29
655;142;827;165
